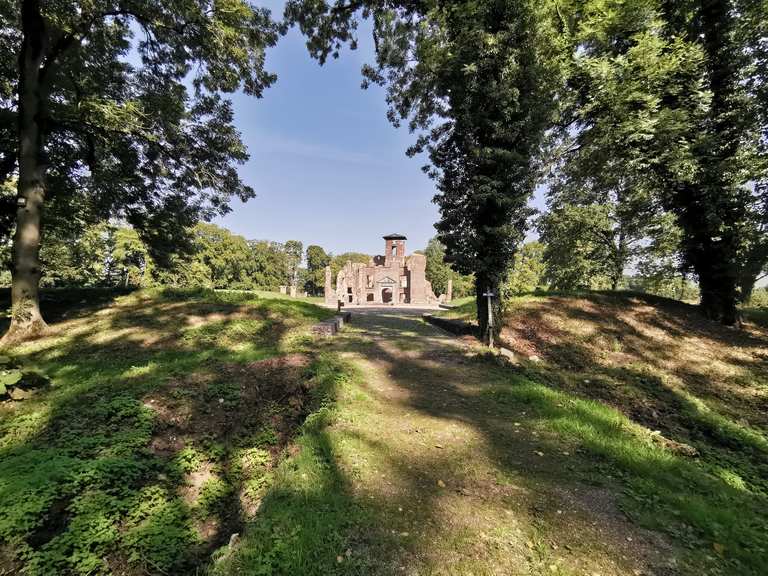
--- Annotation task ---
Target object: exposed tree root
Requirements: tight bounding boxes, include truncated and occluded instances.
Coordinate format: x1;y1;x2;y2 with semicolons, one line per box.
0;318;49;348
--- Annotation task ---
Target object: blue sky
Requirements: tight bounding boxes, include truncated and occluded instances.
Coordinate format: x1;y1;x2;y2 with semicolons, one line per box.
215;3;543;256
216;9;438;256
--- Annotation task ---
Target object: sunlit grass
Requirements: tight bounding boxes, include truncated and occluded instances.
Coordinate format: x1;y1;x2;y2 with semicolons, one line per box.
2;288;766;575
437;296;476;319
0;289;339;575
210;353;375;576
476;369;767;573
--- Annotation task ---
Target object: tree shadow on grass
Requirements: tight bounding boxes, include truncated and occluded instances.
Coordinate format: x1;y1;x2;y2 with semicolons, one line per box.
312;309;768;575
0;290;337;575
3;293;766;576
0;287;133;335
498;295;768;498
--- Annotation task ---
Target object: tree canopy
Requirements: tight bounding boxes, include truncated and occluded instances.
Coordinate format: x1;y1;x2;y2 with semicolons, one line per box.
1;0;765;340
305;244;331;295
287;0;768;327
549;0;768;323
0;0;281;338
287;0;567;341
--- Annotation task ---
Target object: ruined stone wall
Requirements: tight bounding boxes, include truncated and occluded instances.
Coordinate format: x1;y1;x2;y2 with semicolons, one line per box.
406;254;429;304
325;245;436;306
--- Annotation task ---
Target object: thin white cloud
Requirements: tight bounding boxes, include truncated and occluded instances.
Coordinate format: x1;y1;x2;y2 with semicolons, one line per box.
251;134;397;167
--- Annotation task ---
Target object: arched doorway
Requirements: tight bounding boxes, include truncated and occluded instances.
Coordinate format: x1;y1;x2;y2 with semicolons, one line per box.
382;287;393;303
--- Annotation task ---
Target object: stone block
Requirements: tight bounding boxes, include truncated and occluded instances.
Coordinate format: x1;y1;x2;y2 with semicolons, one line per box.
311;321;337;336
499;347;516;363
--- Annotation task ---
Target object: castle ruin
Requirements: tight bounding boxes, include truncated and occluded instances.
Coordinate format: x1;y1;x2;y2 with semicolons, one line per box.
324;234;450;306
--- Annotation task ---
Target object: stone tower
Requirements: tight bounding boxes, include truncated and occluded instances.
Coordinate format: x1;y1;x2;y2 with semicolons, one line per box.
383;233;407;266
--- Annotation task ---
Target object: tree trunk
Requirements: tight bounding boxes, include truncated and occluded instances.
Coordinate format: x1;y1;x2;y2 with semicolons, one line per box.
611;229;627;291
737;248;768;304
694;226;740;324
2;0;48;344
677;273;686;301
694;0;742;326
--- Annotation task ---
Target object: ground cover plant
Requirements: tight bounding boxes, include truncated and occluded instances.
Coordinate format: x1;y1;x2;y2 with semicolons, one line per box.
436;291;768;573
216;298;767;576
2;289;766;575
0;288;346;575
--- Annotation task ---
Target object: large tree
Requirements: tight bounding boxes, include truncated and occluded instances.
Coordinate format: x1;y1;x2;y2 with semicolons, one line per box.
539;204;620;290
558;0;768;324
423;237;451;296
736;0;768;304
541;22;677;292
0;0;279;340
287;0;566;342
506;241;546;295
284;239;303;288
304;244;330;295
188;223;254;289
249;239;293;288
657;0;758;323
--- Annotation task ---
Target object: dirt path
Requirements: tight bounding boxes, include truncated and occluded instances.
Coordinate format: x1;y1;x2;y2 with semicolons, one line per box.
324;308;680;576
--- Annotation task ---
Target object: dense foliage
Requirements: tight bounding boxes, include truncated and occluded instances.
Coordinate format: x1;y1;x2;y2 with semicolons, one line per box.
152;225;307;290
6;222;306;291
0;0;281;337
548;0;768;323
288;0;768;328
304;244;331;295
423;237;474;298
0;289;339;575
0;0;764;337
505;242;546;295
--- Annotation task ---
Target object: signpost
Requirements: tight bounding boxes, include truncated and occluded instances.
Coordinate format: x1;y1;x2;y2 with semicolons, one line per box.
482;288;495;348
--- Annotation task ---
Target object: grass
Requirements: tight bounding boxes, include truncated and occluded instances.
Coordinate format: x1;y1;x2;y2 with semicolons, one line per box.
209;354;379;575
478;369;767;571
1;288;766;575
438;290;768;573
437;296;476;319
220;288;325;306
743;305;768;328
0;288;345;575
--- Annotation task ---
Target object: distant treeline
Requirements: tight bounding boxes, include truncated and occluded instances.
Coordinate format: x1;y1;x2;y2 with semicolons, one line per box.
0;222;478;298
0;222;301;292
5;221;764;308
505;239;766;308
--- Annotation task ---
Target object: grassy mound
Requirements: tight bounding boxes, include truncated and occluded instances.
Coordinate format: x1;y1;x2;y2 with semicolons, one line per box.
0;289;349;575
445;292;768;572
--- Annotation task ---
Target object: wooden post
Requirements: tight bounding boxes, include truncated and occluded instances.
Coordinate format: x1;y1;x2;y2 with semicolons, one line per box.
483;288;495;348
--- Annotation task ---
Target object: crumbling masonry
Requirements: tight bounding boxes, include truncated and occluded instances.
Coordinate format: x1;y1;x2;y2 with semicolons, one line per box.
324;234;451;306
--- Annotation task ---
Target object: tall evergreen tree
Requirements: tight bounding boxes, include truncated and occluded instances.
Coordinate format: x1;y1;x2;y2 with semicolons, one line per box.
287;0;567;341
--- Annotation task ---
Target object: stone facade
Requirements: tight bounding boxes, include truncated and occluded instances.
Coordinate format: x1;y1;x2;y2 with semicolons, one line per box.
325;234;445;306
